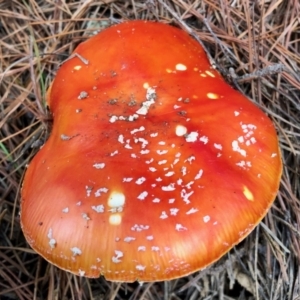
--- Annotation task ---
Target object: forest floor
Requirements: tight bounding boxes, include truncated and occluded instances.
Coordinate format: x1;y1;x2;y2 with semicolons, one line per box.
0;1;299;299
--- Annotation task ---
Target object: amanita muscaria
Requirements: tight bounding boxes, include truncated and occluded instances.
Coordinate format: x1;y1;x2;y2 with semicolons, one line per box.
21;21;282;282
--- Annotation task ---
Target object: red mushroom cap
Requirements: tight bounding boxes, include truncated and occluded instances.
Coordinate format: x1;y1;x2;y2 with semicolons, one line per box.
21;21;282;282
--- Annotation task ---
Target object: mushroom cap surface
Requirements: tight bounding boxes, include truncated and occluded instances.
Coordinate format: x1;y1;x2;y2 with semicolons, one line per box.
21;21;282;282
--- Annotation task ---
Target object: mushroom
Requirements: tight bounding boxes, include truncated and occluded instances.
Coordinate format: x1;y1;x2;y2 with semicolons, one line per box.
21;20;282;282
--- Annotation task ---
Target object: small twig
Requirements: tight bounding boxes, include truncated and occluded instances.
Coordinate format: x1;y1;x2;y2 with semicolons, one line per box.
233;63;286;83
60;53;89;66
